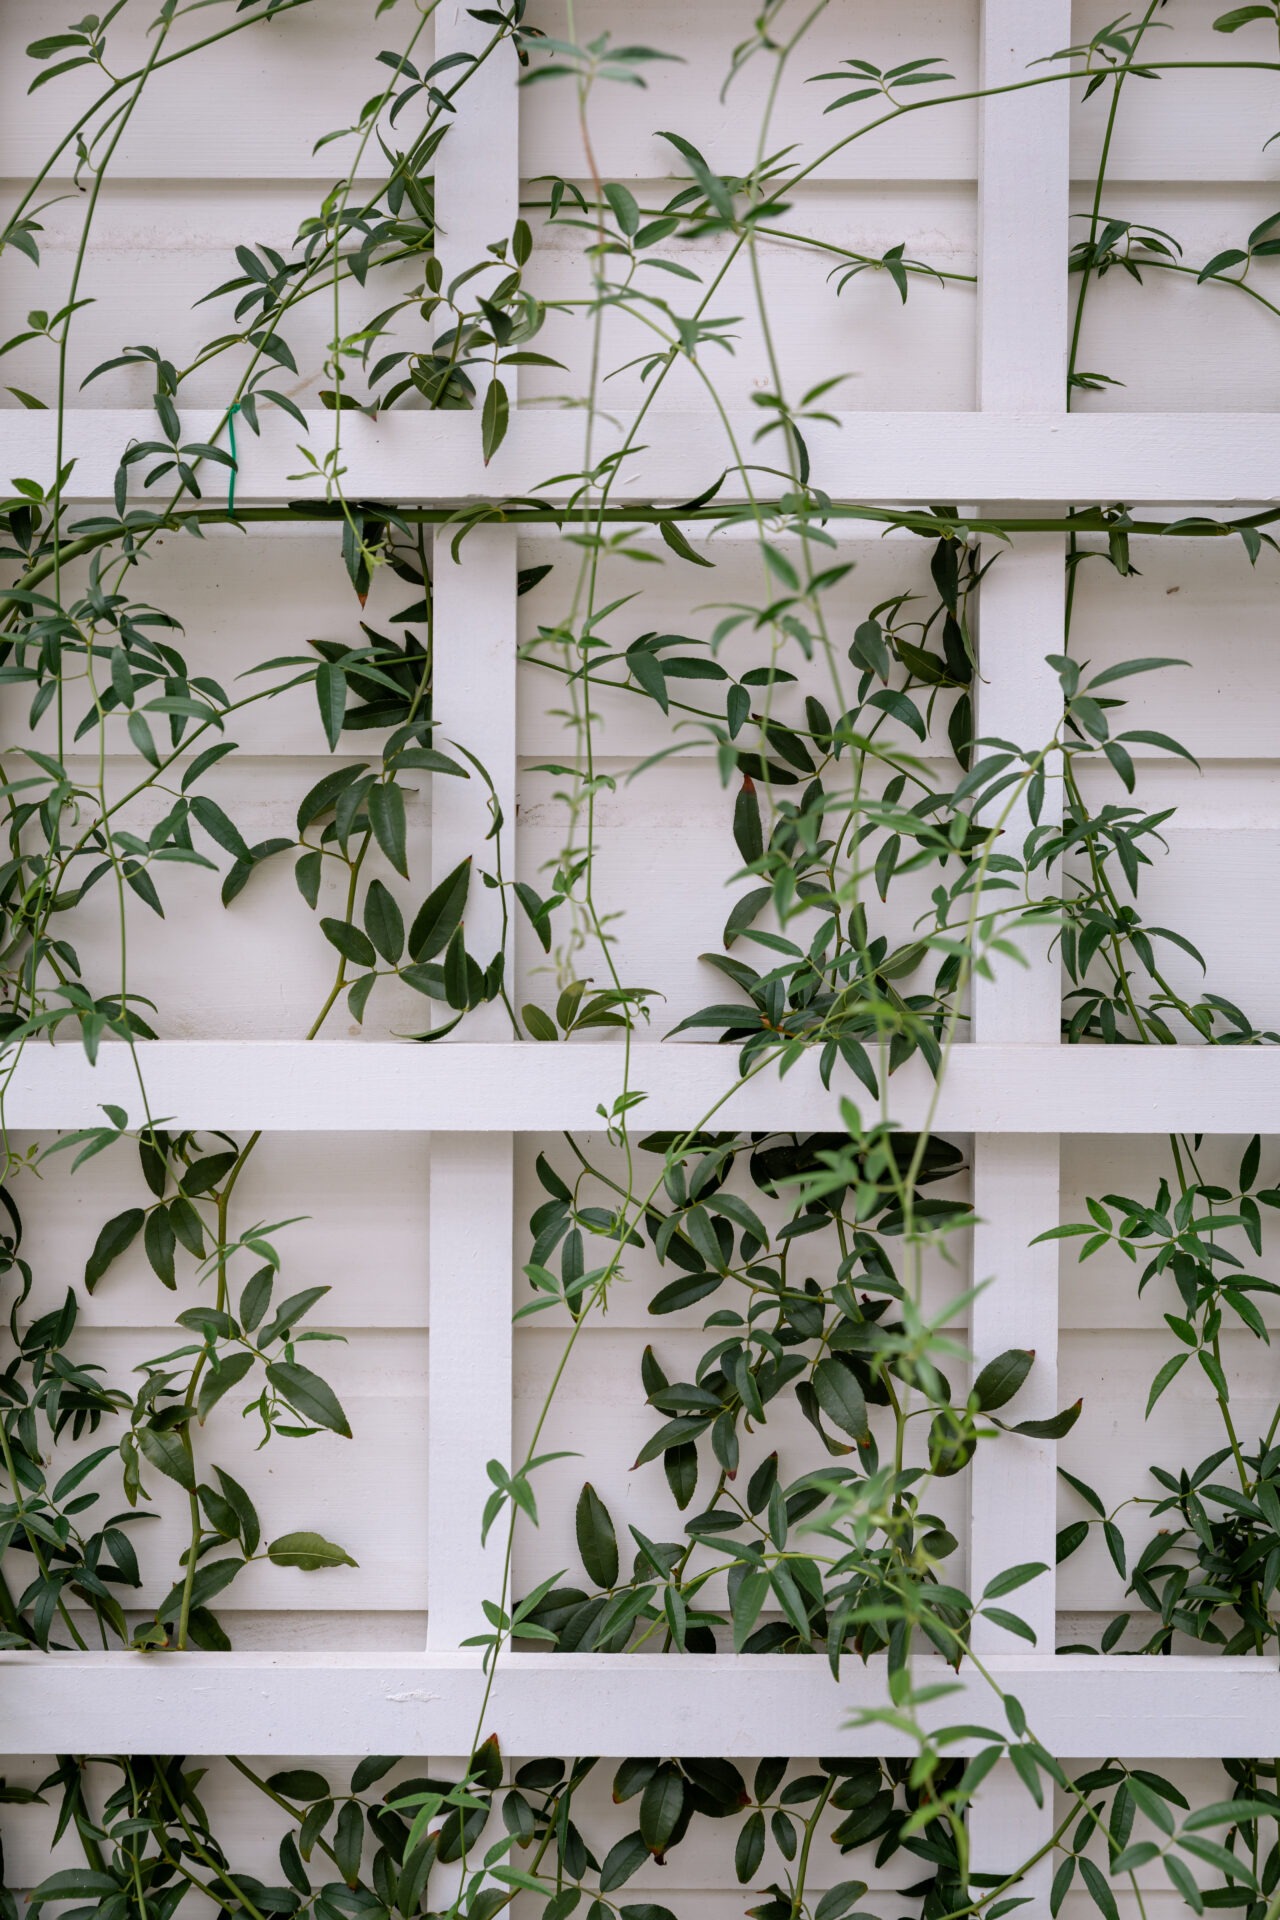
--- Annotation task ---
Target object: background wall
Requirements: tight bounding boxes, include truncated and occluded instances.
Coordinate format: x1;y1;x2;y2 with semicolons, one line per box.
2;0;1278;1911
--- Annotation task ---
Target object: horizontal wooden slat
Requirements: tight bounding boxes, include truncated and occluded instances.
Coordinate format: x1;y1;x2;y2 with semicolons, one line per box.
1;1651;1274;1757
8;1039;1280;1132
8;409;1280;505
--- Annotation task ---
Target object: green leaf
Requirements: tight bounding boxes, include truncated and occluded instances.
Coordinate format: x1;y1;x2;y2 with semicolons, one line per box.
443;923;470;1010
267;1530;358;1571
735;1809;765;1883
51;1445;116;1503
266;1361;352;1437
1182;1797;1280;1831
215;1467;261;1557
315;662;347;749
524;1003;558;1041
267;1769;333;1802
972;1348;1032;1411
982;1561;1047;1599
814;1884;871;1920
659;519;714;568
86;1208;144;1290
1146;1351;1188;1416
321;917;377;969
1078;1855;1121;1920
137;1422;195;1492
732;1568;770;1650
297;762;367;835
811;1358;868;1439
657;130;735;219
1214;5;1274;27
979;1605;1036;1643
639;1765;685;1855
605;181;641;235
351;1755;399;1792
628;645;669;710
409;857;471;960
31;1871;122;1902
363;878;405;962
1176;1834;1256;1886
240;1266;273;1332
196;1350;255;1423
160;1554;245;1615
734;779;763;865
327;1794;361;1883
664;1441;698;1509
128;709;160;766
259;1285;330;1348
144;1205;177;1288
1162;1852;1204;1912
1110;1842;1159;1874
600;1832;649;1893
27;34;92;59
1115;728;1199;769
190;794;251;862
576;1483;619;1588
1011;1400;1083;1440
295;849;322;909
482;377;510;463
367;781;409;877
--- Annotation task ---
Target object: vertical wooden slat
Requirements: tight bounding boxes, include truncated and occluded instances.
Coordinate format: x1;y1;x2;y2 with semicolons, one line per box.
430;522;519;1043
969;0;1071;1897
426;4;520;1652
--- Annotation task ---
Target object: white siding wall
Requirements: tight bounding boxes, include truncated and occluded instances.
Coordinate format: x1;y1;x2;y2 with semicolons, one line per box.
2;0;1279;1908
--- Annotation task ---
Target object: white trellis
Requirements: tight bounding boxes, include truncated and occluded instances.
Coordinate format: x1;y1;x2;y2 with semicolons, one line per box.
3;1;1277;1900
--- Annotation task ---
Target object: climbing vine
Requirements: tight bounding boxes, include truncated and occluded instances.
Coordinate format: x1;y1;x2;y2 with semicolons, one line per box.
3;0;1280;1915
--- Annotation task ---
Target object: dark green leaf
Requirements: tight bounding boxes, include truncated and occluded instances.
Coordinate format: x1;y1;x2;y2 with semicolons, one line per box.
576;1483;619;1588
266;1361;352;1437
409;857;471;960
86;1209;144;1290
811;1358;868;1439
973;1348;1032;1411
315;662;347;750
368;782;409;877
363;878;405;962
268;1530;358;1571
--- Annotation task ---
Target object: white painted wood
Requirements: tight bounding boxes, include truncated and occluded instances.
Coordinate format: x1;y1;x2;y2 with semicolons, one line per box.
434;3;519;295
430;526;518;1040
2;1651;1276;1758
13;407;1280;504
978;6;1070;415
969;1136;1060;1647
970;4;1069;1895
13;1039;1280;1131
426;1134;512;1650
424;12;519;1655
971;533;1067;1040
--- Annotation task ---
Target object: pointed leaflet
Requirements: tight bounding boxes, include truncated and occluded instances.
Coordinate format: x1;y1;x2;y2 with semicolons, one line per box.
972;1348;1032;1411
86;1209;144;1290
576;1483;620;1588
733;779;763;864
363;878;405;962
410;857;471;960
315;662;347;749
482;377;509;463
367;782;409;877
267;1531;357;1570
811;1358;868;1439
266;1361;352;1437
